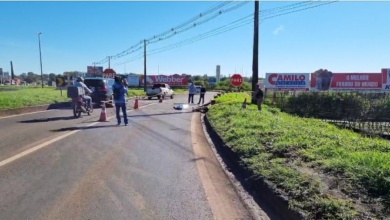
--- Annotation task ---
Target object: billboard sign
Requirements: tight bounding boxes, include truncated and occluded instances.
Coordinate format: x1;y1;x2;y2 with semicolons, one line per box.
265;73;310;91
140;75;188;86
87;66;103;76
127;75;140;87
311;72;382;91
382;68;390;90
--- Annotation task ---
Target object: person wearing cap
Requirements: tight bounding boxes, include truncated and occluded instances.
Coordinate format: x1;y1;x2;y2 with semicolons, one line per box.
254;83;264;111
112;76;129;126
74;77;93;110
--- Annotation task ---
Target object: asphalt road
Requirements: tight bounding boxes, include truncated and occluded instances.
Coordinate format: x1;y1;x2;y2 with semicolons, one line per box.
0;92;268;220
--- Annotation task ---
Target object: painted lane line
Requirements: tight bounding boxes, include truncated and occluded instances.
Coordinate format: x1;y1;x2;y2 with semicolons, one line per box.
0;102;157;168
0;130;78;168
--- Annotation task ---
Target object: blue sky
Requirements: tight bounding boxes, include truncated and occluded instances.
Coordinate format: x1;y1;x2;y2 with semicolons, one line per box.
0;1;389;78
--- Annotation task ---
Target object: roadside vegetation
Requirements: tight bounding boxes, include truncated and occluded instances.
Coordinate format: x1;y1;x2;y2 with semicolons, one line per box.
207;92;390;219
0;85;186;109
0;86;69;109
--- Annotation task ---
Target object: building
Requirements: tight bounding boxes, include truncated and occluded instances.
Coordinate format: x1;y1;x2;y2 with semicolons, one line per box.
216;65;221;82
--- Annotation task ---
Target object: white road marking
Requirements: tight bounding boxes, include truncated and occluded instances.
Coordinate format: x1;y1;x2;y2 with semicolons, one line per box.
0;109;55;120
0;103;157;168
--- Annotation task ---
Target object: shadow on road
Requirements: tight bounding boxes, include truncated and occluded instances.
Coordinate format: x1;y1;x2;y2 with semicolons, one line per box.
189;157;206;162
50;124;119;132
19;116;76;123
128;111;193;118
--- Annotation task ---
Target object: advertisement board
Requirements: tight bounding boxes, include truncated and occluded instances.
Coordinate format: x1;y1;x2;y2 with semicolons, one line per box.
265;73;310;91
140;75;188;86
310;72;382;91
87;66;103;76
127;75;140;87
382;68;390;90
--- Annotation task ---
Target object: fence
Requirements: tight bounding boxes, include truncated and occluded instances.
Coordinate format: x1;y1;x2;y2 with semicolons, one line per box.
263;91;390;136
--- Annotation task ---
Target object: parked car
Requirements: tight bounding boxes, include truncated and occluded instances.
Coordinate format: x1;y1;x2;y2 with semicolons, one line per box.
146;83;174;100
83;77;115;107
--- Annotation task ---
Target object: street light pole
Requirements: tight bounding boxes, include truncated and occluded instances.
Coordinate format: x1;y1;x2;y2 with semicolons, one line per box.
38;32;43;88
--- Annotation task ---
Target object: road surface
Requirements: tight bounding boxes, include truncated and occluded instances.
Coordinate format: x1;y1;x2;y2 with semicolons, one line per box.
0;92;270;220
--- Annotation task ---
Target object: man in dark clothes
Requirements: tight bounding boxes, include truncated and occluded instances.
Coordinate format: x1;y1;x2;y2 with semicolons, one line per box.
197;85;206;105
254;83;264;111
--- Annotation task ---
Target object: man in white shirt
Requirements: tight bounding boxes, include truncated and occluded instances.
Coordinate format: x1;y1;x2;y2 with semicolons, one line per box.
74;77;93;109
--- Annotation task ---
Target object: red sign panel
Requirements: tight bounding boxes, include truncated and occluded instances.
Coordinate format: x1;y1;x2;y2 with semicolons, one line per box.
230;74;243;87
140;75;188;86
311;73;382;90
103;68;116;78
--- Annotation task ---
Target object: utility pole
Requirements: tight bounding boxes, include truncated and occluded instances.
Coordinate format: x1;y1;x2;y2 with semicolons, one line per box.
143;40;147;92
38;32;43;88
251;0;259;103
108;56;111;69
93;62;96;76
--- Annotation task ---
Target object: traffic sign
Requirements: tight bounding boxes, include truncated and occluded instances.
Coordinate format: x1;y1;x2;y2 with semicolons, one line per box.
55;76;67;87
230;74;243;87
103;68;116;78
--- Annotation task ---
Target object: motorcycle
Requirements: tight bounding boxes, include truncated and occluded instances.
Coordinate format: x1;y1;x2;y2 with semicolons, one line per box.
71;93;93;118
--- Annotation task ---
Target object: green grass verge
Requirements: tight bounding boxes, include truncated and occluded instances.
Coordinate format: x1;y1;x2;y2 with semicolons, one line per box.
0;86;186;109
207;93;390;219
0;87;70;109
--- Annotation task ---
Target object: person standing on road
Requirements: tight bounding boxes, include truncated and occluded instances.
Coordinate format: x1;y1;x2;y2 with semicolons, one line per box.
74;77;93;110
188;82;197;104
112;76;129;126
254;83;264;111
197;84;206;105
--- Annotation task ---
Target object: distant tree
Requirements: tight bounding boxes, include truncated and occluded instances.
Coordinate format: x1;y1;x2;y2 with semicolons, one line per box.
26;72;38;83
48;73;56;82
19;73;27;81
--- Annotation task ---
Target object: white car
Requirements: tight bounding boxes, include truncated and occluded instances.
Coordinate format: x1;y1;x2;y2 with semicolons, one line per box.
146;83;174;100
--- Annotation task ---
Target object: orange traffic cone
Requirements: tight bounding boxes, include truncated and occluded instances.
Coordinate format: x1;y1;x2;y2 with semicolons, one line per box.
159;96;163;103
99;104;109;122
134;97;139;110
242;98;247;109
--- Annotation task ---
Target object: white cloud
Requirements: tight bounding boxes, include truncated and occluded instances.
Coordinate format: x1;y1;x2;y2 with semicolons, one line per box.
273;25;285;35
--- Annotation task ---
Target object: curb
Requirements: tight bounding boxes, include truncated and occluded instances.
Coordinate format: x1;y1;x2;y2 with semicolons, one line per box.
202;114;305;220
0;102;70;117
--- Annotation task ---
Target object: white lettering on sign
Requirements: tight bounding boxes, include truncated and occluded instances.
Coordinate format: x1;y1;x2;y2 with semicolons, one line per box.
348;75;369;80
336;82;354;87
155;76;183;83
361;82;378;87
276;75;305;81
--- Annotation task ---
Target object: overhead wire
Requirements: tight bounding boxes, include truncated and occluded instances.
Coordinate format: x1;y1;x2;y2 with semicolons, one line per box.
96;1;249;64
147;1;251;44
114;0;338;66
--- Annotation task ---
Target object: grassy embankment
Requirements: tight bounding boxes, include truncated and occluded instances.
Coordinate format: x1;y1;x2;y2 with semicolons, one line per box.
207;92;390;219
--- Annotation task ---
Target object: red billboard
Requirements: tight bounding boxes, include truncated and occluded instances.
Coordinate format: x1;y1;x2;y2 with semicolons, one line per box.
87;66;103;76
140;75;188;86
311;72;382;91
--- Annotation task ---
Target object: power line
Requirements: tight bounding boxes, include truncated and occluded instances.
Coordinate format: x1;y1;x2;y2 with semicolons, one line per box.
113;0;338;66
261;0;339;21
147;1;251;44
112;2;234;60
145;1;234;42
95;1;250;64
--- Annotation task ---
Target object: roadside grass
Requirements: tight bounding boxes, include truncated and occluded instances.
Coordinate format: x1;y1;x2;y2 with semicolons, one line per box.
207;93;390;219
0;86;186;109
0;87;69;109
